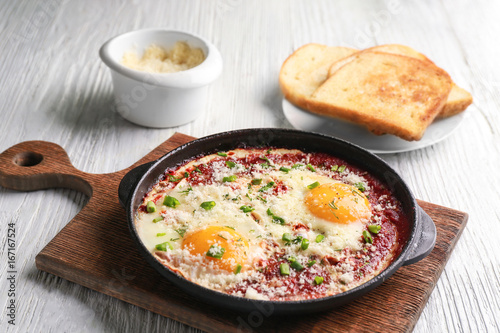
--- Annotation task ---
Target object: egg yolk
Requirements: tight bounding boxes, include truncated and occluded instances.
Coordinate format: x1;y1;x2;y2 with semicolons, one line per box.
305;183;371;224
182;226;249;272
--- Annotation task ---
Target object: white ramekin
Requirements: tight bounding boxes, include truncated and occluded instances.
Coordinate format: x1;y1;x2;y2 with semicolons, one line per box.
99;29;223;128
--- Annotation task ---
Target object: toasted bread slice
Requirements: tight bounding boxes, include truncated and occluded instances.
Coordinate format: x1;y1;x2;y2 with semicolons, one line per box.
327;45;472;118
365;44;430;62
437;83;473;118
279;44;357;110
307;52;452;141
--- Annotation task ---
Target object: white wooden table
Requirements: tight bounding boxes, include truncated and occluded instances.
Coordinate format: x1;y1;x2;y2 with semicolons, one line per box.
1;1;498;332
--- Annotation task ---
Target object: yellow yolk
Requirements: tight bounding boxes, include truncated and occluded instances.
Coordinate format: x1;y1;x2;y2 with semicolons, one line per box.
305;183;371;224
182;226;249;272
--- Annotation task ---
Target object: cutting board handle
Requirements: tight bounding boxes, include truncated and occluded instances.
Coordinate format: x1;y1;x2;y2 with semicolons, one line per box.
0;141;92;196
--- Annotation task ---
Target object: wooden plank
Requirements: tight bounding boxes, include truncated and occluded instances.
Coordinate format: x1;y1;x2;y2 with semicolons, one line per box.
0;133;467;333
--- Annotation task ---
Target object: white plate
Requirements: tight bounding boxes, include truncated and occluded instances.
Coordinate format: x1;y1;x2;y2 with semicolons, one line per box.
282;99;464;154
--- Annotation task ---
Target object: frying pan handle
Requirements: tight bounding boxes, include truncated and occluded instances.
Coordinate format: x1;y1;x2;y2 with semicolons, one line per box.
118;161;155;208
403;206;437;266
0;141;92;196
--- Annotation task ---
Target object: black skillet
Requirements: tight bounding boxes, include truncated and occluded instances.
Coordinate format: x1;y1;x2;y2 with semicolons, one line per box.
118;128;436;315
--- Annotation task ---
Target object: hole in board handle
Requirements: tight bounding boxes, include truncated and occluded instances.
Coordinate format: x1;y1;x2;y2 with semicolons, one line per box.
14;151;44;167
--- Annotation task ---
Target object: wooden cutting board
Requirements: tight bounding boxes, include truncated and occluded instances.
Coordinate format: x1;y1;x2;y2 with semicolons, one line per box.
0;133;468;333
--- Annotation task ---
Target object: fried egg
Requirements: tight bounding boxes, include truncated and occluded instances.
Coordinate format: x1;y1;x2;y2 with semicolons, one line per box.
182;226;249;272
305;183;371;224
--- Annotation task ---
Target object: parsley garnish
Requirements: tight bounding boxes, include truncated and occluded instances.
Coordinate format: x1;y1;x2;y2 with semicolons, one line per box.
180;186;193;195
168;174;183;182
266;208;285;225
175;227;188;237
328;200;338;210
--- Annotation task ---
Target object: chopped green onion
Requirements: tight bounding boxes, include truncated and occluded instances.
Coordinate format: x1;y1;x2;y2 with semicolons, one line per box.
225;160;236;168
338;165;346;173
290;260;304;271
363;230;373;244
193;166;202;173
217;152;228;157
200;201;216;210
279;166;290;173
306;164;316;172
163;196;180;208
272;216;285;225
240;205;255;213
155;242;173;251
251;178;262;185
291;163;303;169
301;238;310;250
259;181;275;192
218;233;227;240
152;216;164;223
206;245;225;259
368;224;381;234
260;156;273;165
279;263;290;276
307;260;316;267
331;165;339;172
354;182;366;192
146;201;156;213
234;264;242;274
314;276;324;285
225;226;235;230
156;232;166;237
223;175;237;182
307;181;320;190
315;234;325;243
282;233;292;242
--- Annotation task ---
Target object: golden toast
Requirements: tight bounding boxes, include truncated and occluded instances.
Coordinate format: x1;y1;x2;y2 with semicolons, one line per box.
327;44;472;118
279;44;357;110
306;52;453;141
